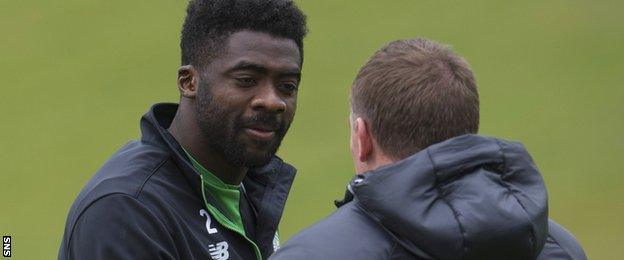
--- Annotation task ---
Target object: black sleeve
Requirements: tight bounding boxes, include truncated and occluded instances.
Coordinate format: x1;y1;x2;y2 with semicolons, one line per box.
537;219;587;260
269;238;321;260
64;194;178;260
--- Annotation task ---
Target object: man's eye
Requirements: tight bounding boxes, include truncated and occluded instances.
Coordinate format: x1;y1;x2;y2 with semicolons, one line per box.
281;83;298;92
236;77;256;87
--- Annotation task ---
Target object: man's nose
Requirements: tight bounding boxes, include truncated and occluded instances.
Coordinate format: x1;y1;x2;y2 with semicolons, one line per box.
251;84;286;113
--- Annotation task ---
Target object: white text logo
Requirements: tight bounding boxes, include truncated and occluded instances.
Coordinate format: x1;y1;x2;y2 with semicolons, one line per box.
209;241;229;260
199;209;218;234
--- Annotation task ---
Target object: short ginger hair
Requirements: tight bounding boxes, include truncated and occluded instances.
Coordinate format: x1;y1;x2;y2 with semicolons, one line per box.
350;38;480;159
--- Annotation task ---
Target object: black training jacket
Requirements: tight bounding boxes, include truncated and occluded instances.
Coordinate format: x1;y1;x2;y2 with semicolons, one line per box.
271;135;586;260
58;103;296;260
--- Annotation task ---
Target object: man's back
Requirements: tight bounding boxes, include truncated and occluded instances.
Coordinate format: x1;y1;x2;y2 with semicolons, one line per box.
272;135;586;260
272;201;414;259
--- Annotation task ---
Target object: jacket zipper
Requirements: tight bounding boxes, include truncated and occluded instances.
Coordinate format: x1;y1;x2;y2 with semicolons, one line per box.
201;181;263;260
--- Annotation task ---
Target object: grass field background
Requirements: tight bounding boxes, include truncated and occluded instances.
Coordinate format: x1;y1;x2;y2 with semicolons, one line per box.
1;0;622;259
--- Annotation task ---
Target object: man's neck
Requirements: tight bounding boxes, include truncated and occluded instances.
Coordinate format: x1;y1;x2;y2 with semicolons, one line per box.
356;152;396;175
169;102;247;185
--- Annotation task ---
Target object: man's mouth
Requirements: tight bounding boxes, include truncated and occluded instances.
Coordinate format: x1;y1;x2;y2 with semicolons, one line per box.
244;125;277;142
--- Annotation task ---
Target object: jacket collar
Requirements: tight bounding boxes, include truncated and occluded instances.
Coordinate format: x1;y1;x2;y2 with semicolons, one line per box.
140;103;297;256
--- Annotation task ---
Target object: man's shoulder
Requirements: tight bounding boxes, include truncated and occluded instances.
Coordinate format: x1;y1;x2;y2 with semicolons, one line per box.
78;140;174;199
58;192;177;259
271;202;396;260
59;141;187;257
64;141;181;230
537;219;587;260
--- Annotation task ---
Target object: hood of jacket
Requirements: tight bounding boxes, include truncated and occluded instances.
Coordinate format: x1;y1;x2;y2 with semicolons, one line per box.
348;134;548;260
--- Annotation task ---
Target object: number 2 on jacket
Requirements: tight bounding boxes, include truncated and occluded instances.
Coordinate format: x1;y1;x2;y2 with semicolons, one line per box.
200;209;218;234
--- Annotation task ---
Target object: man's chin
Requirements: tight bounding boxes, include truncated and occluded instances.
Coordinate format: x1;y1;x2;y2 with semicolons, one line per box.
241;148;276;167
226;134;282;167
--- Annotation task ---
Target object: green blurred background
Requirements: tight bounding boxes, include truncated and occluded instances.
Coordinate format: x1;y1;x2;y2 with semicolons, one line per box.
1;0;623;259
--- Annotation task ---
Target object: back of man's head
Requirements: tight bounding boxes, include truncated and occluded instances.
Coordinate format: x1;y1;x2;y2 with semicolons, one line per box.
351;38;479;160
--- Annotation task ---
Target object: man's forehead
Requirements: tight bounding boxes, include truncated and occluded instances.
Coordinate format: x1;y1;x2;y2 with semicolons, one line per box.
219;30;301;70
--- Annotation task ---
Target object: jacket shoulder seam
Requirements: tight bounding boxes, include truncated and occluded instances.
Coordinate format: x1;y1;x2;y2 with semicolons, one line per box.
493;138;539;256
134;155;170;199
427;149;467;260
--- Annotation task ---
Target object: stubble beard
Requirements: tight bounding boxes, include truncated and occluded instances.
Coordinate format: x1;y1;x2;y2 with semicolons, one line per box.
195;83;290;168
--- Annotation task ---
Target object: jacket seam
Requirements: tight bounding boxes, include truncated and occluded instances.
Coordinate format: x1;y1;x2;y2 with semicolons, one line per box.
546;234;575;259
493;139;539;256
388;241;398;259
257;161;282;255
427;149;467;260
134;156;169;198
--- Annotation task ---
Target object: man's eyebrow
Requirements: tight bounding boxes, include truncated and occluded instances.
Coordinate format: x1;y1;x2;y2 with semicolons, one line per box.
228;61;268;74
228;61;301;80
279;70;302;81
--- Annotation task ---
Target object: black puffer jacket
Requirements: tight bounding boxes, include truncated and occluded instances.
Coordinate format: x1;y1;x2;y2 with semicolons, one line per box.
271;135;585;259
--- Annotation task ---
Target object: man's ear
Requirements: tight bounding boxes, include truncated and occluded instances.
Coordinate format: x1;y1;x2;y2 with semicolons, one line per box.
178;65;199;98
356;117;373;162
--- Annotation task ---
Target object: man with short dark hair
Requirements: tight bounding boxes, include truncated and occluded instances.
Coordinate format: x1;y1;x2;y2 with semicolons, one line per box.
58;0;307;259
271;38;586;259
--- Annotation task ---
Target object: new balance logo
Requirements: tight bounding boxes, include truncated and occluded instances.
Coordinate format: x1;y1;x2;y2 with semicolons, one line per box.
208;242;229;260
